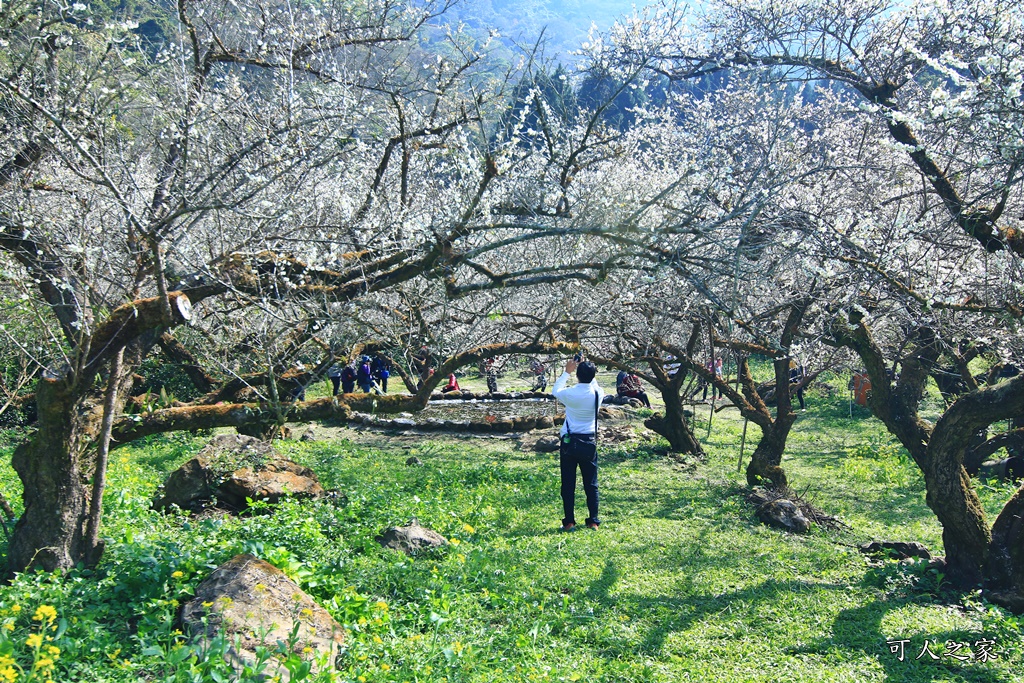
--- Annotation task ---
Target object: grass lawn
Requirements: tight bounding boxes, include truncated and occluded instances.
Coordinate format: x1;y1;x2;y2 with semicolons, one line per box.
0;383;1020;682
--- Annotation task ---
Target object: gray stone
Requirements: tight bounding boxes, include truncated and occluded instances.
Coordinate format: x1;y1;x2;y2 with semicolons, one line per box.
153;434;325;513
376;519;447;554
534;436;561;453
491;418;515;432
406;456;423;466
299;427;317;442
180;554;344;680
859;541;932;560
512;417;538;432
218;460;326;510
756;499;810;533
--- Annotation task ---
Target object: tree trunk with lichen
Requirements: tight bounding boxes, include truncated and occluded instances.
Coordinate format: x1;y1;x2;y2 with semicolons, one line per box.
645;386;704;456
7;378;96;573
745;424;792;490
6;296;192;575
830;312;1024;610
987;485;1024;613
745;355;798;490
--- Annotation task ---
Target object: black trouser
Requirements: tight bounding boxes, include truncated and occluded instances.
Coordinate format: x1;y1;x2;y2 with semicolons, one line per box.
560;434;599;526
330;377;341;395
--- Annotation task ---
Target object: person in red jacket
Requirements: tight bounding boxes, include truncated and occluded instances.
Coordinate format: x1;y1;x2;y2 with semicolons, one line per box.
617;373;652;408
441;373;461;393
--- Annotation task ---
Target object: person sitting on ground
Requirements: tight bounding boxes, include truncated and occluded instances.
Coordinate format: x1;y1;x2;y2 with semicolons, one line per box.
615;370;628;392
442;373;461;393
617;372;652;408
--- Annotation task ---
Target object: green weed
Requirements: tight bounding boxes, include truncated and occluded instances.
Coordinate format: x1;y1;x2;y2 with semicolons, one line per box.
0;409;1020;681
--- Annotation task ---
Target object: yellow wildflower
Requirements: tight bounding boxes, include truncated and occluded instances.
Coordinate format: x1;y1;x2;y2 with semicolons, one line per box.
2;623;13;631
32;605;57;624
374;600;388;612
381;663;391;671
0;668;15;683
449;538;461;546
462;523;475;534
10;606;20;614
25;633;43;648
46;645;60;657
171;571;183;579
373;635;383;644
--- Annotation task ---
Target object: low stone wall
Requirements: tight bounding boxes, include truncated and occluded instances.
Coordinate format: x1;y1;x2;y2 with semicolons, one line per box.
429;390;554;401
349;411;564;434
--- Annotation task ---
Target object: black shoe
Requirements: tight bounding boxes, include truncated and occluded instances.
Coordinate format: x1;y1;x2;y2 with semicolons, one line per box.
561;522;576;532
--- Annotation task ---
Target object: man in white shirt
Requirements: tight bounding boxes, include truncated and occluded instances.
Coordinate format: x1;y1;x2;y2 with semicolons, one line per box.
552;358;604;531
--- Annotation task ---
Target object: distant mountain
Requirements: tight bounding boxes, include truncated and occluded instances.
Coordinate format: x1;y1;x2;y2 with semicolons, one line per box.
448;0;653;64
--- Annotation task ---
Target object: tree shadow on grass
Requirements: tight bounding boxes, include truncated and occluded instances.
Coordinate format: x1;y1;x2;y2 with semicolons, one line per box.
789;598;1010;683
581;561;1012;682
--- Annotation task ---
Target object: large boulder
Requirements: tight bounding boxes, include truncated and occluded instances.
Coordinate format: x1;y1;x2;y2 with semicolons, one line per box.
376;519;448;554
180;554;344;679
217;459;326;510
153;434;325;512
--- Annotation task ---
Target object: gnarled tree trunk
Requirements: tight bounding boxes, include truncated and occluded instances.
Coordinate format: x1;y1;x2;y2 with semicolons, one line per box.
987;485;1024;613
830;312;1024;608
746;423;792;490
645;385;704;456
8;379;100;572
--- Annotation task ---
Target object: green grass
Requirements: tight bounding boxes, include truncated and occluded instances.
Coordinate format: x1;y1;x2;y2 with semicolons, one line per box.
0;386;1020;682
